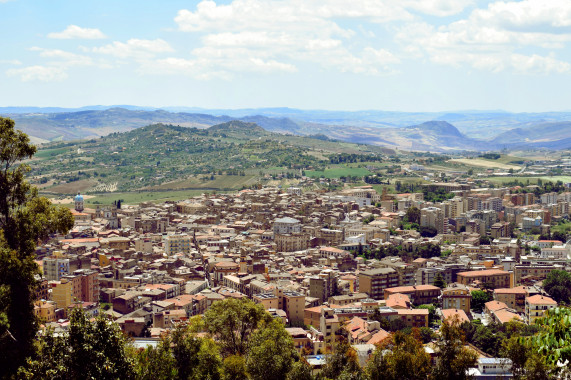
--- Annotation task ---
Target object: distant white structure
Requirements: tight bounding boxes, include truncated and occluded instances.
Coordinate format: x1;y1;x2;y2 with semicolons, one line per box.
74;192;84;212
273;217;302;235
287;187;302;195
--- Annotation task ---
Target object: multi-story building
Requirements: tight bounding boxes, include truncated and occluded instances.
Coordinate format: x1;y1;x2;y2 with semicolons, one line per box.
513;265;563;285
441;283;472;313
273;217;302;235
526;295;557;325
164;234;193;256
359;268;399;300
42;257;70;281
540;192;558;205
52;279;73;309
275;233;309;252
274;289;305;325
383;285;441;305
310;270;336;304
493;286;532;313
74;269;99;303
34;300;57;323
376;258;416;286
318;228;344;245
540;244;570;259
490;222;513;239
420;206;447;234
456;269;512;289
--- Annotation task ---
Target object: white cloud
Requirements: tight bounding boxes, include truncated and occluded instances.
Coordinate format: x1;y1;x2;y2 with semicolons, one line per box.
396;0;571;74
169;0;406;78
402;0;474;17
47;25;106;39
6;65;68;82
30;47;94;67
91;39;173;58
0;59;21;65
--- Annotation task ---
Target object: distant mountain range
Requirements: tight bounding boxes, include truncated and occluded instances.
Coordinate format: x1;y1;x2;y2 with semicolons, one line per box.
2;106;571;152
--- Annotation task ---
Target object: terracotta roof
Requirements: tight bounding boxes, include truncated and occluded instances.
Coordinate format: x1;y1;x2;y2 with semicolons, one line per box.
442;309;470;324
526;295;557;305
458;269;509;277
494;309;522;324
367;329;390;346
485;300;508;312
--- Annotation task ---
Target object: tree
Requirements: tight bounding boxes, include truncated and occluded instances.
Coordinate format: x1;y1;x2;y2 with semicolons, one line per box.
321;340;362;379
203;298;272;357
420;226;437;238
433;273;446;289
171;323;202;379
528;307;571;375
0;117;74;376
134;337;177;380
286;360;313;380
479;235;491;245
543;270;571;304
20;308;136;379
366;332;432;380
471;290;492;312
405;207;420;224
431;317;477;380
222;355;248;380
501;337;530;380
247;319;297;380
552;231;567;243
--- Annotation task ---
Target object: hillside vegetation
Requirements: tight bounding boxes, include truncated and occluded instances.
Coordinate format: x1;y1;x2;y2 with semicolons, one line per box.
29;121;390;195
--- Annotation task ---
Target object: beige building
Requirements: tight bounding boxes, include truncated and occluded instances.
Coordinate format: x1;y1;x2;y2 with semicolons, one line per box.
275;233;309;252
442;283;471;313
383;285;441;305
493;286;530;313
34;300;57;323
52;279;73;309
164;234;193;256
253;293;279;310
457;269;512;289
526;295;557;325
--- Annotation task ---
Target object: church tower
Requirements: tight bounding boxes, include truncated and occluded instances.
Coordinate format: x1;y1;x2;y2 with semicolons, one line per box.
74;192;84;212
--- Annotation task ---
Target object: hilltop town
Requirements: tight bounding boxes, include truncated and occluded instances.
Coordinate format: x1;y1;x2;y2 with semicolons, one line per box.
34;176;571;376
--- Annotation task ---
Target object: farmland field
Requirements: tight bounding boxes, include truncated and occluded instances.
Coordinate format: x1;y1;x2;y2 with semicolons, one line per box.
449;158;521;170
305;166;372;178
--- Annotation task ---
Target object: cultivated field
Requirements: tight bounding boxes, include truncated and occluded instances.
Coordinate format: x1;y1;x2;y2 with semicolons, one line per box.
449;158;522;170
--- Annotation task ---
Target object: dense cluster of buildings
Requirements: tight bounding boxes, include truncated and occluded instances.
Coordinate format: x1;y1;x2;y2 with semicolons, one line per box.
34;183;569;362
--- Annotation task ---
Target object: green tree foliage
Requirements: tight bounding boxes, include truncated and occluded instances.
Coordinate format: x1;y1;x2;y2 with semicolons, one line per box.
203;298;272;357
366;331;431;380
286;360;313;380
479;235;491;245
528;307;571;372
422;188;454;203
431;317;478;380
471;290;492;312
419;226;438;238
20;308;136;379
0;117;74;377
404;206;420;224
222;355;249;380
321;340;362;379
551;231;567;243
543;270;571;304
134;338;177;380
246;319;297;380
433;273;446;289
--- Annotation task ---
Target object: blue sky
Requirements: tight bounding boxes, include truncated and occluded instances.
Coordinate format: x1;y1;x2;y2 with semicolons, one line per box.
1;0;571;112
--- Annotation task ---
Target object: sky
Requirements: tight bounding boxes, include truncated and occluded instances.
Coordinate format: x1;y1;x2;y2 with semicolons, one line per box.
1;0;571;112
